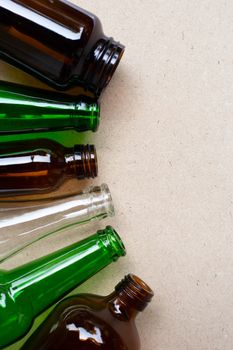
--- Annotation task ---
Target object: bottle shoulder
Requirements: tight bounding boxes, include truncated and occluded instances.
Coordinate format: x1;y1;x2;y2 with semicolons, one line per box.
25;295;139;350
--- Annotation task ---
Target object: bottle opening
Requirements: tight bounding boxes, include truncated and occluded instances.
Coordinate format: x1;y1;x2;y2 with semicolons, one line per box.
81;38;125;96
86;183;115;218
99;39;125;90
99;184;115;217
74;102;100;132
98;226;126;261
74;144;98;179
115;274;154;311
90;103;100;132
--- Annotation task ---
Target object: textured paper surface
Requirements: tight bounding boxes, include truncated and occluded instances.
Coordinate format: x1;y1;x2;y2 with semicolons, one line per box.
1;1;233;349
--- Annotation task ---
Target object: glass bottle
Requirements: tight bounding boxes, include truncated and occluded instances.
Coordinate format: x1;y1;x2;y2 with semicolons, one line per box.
0;0;125;97
20;274;154;350
0;129;85;149
0;139;97;196
0;80;100;134
0;183;114;262
0;226;126;349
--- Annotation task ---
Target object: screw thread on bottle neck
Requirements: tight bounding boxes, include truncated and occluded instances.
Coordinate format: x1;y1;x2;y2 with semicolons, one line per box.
81;37;125;96
115;274;154;312
69;144;98;179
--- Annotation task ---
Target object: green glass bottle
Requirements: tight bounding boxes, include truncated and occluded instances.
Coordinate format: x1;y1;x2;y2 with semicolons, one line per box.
0;130;86;149
0;81;100;134
0;226;126;349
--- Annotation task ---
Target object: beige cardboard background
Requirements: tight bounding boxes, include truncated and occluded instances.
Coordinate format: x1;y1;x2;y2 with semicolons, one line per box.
1;1;233;349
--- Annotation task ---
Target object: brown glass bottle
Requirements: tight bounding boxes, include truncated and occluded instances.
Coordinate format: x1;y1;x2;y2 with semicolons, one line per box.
20;274;154;350
0;139;97;196
0;0;125;97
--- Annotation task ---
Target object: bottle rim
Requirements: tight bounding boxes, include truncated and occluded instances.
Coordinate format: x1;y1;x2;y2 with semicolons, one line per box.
98;226;126;261
115;274;154;311
84;183;115;218
81;38;125;96
74;144;98;179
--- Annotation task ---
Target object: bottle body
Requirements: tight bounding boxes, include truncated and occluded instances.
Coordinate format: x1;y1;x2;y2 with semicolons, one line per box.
0;81;100;133
20;295;139;350
20;275;153;350
0;140;97;196
0;184;114;262
0;227;126;348
0;1;124;96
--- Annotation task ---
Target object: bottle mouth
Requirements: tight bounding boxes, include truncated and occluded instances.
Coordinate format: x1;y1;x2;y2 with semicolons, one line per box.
115;274;154;311
74;102;100;132
97;39;125;91
85;183;115;218
82;38;125;96
90;103;100;132
74;144;98;179
98;226;126;261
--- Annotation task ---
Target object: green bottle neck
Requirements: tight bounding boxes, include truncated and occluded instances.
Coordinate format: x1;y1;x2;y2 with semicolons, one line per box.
72;101;100;132
0;81;100;133
4;227;125;318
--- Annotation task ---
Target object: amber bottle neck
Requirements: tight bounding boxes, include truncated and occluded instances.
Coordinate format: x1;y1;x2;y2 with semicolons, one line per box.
80;37;125;96
65;144;98;179
108;274;154;320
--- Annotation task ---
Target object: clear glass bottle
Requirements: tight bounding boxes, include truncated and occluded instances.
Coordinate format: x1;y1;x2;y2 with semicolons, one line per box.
0;0;125;97
0;80;100;134
20;274;154;350
0;183;114;262
0;140;97;196
0;226;126;349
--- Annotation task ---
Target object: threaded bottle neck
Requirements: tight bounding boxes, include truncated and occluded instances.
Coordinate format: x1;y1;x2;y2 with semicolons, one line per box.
115;274;154;312
80;37;125;96
66;144;98;179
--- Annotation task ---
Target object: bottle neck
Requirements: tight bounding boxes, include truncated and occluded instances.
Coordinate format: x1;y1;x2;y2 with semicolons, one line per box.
65;144;98;179
79;37;125;96
5;226;126;317
73;101;100;132
108;274;154;320
84;183;115;220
